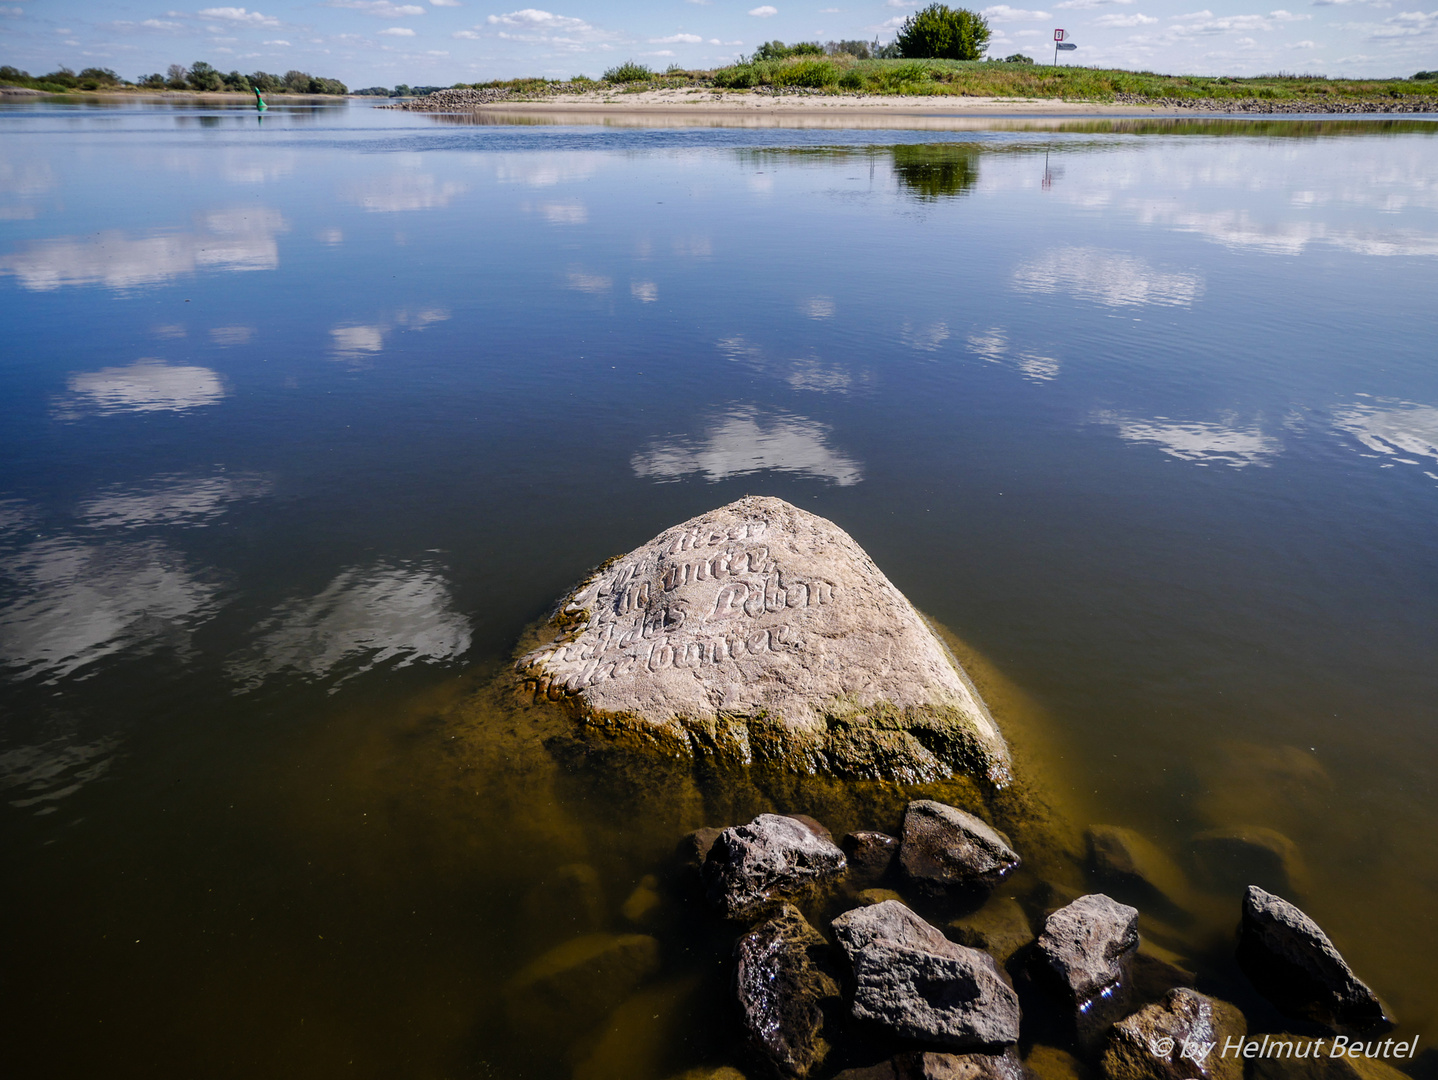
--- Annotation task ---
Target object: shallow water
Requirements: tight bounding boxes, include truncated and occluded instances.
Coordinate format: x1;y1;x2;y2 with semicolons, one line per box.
1;99;1436;1078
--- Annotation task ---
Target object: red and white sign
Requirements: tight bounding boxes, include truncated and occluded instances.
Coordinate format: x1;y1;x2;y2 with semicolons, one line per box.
1054;28;1066;40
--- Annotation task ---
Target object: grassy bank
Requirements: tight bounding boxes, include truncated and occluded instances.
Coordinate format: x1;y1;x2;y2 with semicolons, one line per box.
466;60;1438;106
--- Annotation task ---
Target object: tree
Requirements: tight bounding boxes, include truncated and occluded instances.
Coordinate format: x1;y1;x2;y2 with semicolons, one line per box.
187;60;224;91
166;63;189;89
283;69;311;92
895;4;991;61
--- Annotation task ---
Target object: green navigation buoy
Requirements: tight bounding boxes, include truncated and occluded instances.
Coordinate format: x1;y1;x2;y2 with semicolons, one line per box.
253;87;267;112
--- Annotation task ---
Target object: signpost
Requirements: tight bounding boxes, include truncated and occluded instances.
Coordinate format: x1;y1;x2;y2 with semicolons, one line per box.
1053;28;1077;64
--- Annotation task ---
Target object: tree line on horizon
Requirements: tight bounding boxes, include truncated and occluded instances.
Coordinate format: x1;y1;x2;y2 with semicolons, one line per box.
0;61;346;95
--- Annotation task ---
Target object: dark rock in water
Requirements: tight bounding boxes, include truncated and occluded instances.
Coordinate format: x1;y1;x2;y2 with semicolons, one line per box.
680;826;726;870
1194;742;1330;835
857;888;907;907
1129;939;1197;1002
621;874;665;926
1249;1037;1417;1080
735;902;842;1080
949;897;1034;966
505;932;662;1033
900;800;1021;895
1192;827;1308;899
844;830;901;888
1101;988;1246;1080
1036;893;1139;1005
704;813;848;919
893;1048;1027;1080
1238;886;1392;1033
831;899;1021;1049
785;813;834;844
1085;826;1192;916
1025;1045;1093;1080
515;496;1011;784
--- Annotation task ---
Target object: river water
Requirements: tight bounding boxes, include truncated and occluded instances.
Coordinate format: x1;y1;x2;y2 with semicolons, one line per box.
1;98;1435;1079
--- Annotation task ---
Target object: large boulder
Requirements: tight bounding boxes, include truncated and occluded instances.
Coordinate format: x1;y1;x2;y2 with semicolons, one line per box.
704;813;848;919
513;497;1010;784
831;899;1021;1049
1085;826;1192;916
735;903;843;1079
900;799;1021;895
1101;988;1246;1080
1191;827;1309;899
1237;886;1392;1033
1035;894;1139;1005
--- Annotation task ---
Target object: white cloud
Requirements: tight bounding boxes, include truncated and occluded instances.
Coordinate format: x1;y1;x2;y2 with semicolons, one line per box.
197;7;281;26
1012;248;1204;307
1312;0;1391;6
379;25;416;34
430;0;461;5
325;0;425;14
57;360;227;418
652;32;703;43
1165;8;1310;34
228;562;471;690
749;5;779;16
1054;0;1135;7
143;17;182;28
481;7;621;47
1094;12;1158;25
264;37;290;44
1096;412;1280;467
982;5;1053;20
632;407;862;485
1369;9;1438;36
453;28;479;37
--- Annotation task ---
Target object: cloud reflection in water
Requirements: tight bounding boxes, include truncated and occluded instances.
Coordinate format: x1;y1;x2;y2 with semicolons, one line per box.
1013;247;1204;308
56;360;227;419
631;406;863;486
1096;411;1279;468
228;562;472;691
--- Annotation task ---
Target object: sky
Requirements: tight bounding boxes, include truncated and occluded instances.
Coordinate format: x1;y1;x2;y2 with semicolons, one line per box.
2;0;1435;87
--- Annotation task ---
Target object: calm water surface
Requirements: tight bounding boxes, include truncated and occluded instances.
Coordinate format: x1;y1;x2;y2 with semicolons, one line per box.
2;99;1436;1079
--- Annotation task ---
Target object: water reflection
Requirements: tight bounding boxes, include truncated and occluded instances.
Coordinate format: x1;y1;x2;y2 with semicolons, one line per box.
1013;247;1205;308
967;327;1060;382
329;308;449;359
1095;411;1280;467
1334;398;1438;467
890;143;979;201
208;325;253;346
0;207;288;291
346;172;467;213
901;321;951;352
0;735;122;814
718;336;862;394
227;561;472;691
76;473;271;530
631;406;863;486
56;360;227;418
0;537;219;680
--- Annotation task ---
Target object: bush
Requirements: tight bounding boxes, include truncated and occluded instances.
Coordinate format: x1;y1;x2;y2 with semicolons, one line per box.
1002;53;1034;64
751;40;824;62
838;70;865;90
1414;70;1437;81
896;3;991;61
885;61;934;88
603;61;653;83
770;59;840;88
712;65;756;89
826;39;872;59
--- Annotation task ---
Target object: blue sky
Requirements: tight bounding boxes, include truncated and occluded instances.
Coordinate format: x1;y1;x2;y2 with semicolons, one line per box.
3;1;1434;86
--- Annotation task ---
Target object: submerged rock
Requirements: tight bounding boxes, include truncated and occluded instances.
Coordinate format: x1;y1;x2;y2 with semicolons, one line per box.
831;899;1021;1049
514;496;1010;784
949;896;1034;966
1035;894;1139;1006
900;799;1021;895
1101;988;1246;1080
735;902;842;1080
1192;826;1308;899
704;813;848;919
505;932;661;1034
843;830;900;888
1249;1038;1417;1080
1085;826;1192;915
1237;886;1392;1033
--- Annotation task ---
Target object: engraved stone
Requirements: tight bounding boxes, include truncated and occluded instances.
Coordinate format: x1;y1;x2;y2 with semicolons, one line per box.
515;496;1010;784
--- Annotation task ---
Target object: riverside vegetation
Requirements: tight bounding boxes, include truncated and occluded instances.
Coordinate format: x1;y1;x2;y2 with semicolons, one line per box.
0;61;346;95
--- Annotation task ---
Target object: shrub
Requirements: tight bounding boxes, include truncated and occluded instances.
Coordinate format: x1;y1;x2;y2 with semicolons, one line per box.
885;61;934;89
838;70;865;90
1002;53;1034;64
712;65;756;89
752;40;825;62
896;4;991;61
603;61;653;83
827;39;872;59
1414;70;1437;81
770;59;840;88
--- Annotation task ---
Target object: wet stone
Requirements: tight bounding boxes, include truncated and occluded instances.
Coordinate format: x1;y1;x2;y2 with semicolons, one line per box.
703;813;848;920
900;800;1021;895
843;830;900;888
1036;893;1139;1005
734;902;842;1080
831;899;1021;1050
515;496;1011;785
679;826;726;870
1238;886;1392;1034
893;1048;1028;1080
949;896;1035;966
1101;988;1246;1080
